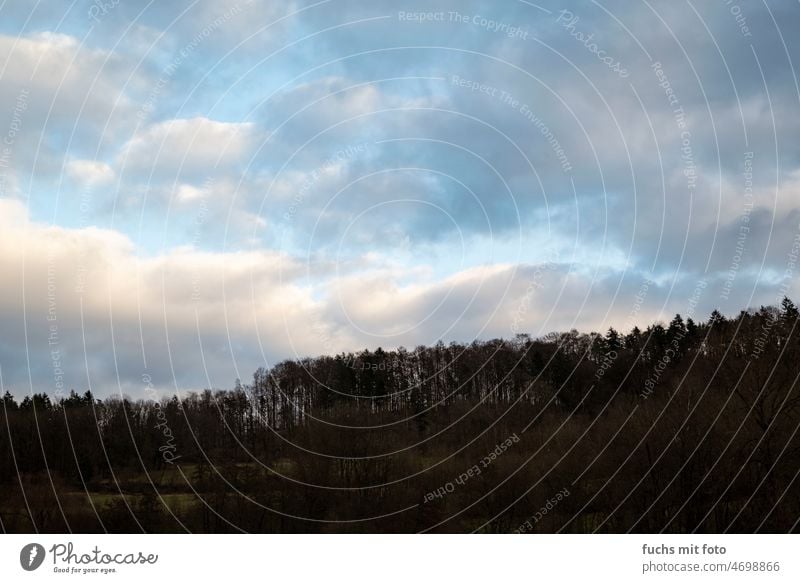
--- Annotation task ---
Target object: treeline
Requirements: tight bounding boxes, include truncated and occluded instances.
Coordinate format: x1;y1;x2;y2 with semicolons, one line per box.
1;299;799;533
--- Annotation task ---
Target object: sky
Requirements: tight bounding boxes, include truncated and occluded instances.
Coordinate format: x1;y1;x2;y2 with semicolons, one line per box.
1;0;799;398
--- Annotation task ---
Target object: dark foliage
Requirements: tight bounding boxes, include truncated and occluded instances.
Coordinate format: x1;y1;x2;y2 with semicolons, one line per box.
2;299;799;533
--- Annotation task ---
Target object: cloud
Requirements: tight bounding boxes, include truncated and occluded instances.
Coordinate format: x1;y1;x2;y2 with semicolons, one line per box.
0;199;317;395
117;117;257;180
0;32;141;146
2;195;797;397
65;159;115;186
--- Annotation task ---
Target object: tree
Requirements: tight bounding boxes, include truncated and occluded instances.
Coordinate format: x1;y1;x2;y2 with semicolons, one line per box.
668;314;686;337
20;393;51;411
781;296;798;322
667;315;687;357
625;326;643;351
2;391;17;411
605;327;621;352
708;309;725;326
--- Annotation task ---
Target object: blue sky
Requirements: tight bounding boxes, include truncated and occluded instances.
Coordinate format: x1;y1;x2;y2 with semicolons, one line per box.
1;0;799;397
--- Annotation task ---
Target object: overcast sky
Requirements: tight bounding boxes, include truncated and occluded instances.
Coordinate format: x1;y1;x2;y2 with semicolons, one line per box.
1;0;799;398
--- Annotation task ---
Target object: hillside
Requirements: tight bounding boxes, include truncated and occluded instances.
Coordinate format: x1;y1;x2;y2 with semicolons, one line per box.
2;298;799;533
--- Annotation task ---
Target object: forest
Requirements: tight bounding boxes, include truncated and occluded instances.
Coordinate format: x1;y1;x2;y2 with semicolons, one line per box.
1;299;799;533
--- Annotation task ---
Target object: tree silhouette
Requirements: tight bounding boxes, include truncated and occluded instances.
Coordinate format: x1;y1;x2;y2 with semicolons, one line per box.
0;299;798;533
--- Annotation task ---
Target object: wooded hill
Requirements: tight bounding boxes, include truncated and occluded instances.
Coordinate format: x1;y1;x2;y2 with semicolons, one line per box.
2;298;798;533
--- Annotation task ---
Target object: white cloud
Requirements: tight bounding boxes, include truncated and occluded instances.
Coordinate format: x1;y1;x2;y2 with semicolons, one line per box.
117;117;257;178
65;159;115;186
0;196;793;396
0;32;140;139
175;183;205;202
0;199;318;393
